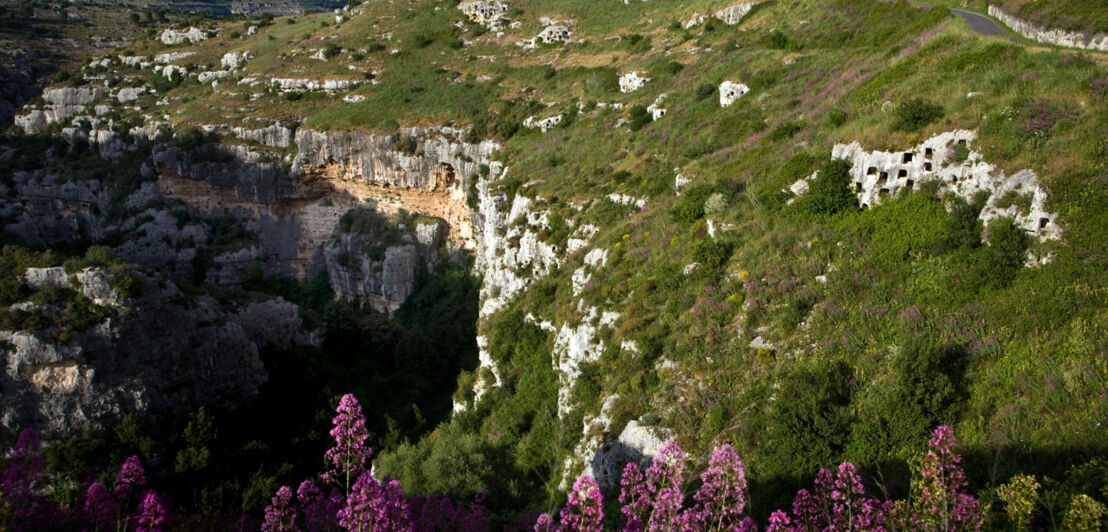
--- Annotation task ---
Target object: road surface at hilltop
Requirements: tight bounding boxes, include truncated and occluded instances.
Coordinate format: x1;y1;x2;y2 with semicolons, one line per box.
948;7;1021;42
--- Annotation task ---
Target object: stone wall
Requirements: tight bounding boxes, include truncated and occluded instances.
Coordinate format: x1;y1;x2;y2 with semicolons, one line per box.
988;5;1108;51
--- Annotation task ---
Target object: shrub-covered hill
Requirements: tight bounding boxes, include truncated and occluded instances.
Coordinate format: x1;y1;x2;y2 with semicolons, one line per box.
4;0;1108;528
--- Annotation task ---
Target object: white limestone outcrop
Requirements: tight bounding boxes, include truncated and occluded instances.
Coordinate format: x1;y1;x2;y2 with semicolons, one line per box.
221;50;253;70
459;1;510;28
154;51;194;64
270;78;364;92
988;6;1108;52
160;27;210;45
116;87;146;103
647;94;667;120
523;114;562;132
538;25;573;44
715;1;762;25
794;130;1061;241
719;81;749;107
198;71;231;84
619;71;651;93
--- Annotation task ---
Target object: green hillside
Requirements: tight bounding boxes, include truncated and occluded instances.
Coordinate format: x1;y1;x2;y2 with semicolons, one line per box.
2;0;1108;529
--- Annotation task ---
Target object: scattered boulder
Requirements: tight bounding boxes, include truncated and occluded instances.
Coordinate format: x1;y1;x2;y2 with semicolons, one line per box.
160;27;210;45
116;87;146;103
221;50;253;70
619;71;651;93
719;81;749;107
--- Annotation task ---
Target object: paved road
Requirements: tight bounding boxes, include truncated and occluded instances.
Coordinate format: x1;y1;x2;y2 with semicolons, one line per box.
948;7;1020;42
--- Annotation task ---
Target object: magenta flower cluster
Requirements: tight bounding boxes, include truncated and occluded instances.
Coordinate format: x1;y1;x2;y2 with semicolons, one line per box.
264;393;488;532
536;475;605;532
323;393;373;492
535;426;982;532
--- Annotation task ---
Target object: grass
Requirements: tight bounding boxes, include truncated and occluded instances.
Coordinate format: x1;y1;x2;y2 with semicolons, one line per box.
11;0;1108;523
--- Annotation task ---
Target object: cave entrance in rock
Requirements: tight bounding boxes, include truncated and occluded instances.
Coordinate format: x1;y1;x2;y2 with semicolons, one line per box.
437;163;457;189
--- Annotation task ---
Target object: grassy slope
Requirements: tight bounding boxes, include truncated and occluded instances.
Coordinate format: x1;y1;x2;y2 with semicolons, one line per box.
28;0;1108;522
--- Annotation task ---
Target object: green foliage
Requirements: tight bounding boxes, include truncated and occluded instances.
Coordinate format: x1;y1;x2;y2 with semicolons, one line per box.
848;336;968;463
377;418;523;510
671;184;714;224
799;159;858;216
694;83;716;101
982;219;1027;283
852;192;947;266
761;361;855;478
322;43;342;60
628;105;651;131
768;121;803;141
892;97;944;132
175;408;217;475
174;125;218;150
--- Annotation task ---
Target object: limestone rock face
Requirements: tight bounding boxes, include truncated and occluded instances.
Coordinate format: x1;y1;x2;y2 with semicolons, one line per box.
154;51;195;64
221;50;253;70
988;6;1108;51
715;1;761;25
0;270;292;439
619;71;651;93
116;87;146;103
323;217;446;313
459;1;510;28
2;173;110;242
15;87;107;134
590;420;673;489
43;87;105;107
719;81;749;107
232;123;297;148
198;70;231;84
160;27;210;46
154;143;294;205
270;78;363;92
825;130;1061;241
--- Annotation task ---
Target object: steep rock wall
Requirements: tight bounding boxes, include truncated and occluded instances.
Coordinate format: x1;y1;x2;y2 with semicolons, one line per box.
0;268;302;438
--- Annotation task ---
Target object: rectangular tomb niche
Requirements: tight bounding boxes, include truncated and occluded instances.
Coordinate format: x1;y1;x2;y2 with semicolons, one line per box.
903;152;913;163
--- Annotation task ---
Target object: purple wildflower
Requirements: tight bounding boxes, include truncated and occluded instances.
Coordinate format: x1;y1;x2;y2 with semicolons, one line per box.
910;426;982;531
136;491;167;532
114;455;146;501
682;444;749;530
619;441;687;531
561;475;604;532
338;473;410;532
1;428;45;501
411;492;488;532
323;394;372;493
533;512;555;532
262;486;300;532
298;480;339;532
84;481;118;530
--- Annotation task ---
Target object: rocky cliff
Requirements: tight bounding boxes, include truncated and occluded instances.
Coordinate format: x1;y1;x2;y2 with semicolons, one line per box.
0;267;304;438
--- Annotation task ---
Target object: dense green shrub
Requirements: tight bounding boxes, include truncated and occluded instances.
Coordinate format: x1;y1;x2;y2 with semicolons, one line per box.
671;184;714;224
848;336;968;463
892;97;944;131
761;361;855;478
800;159;858;216
628;105;651;131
